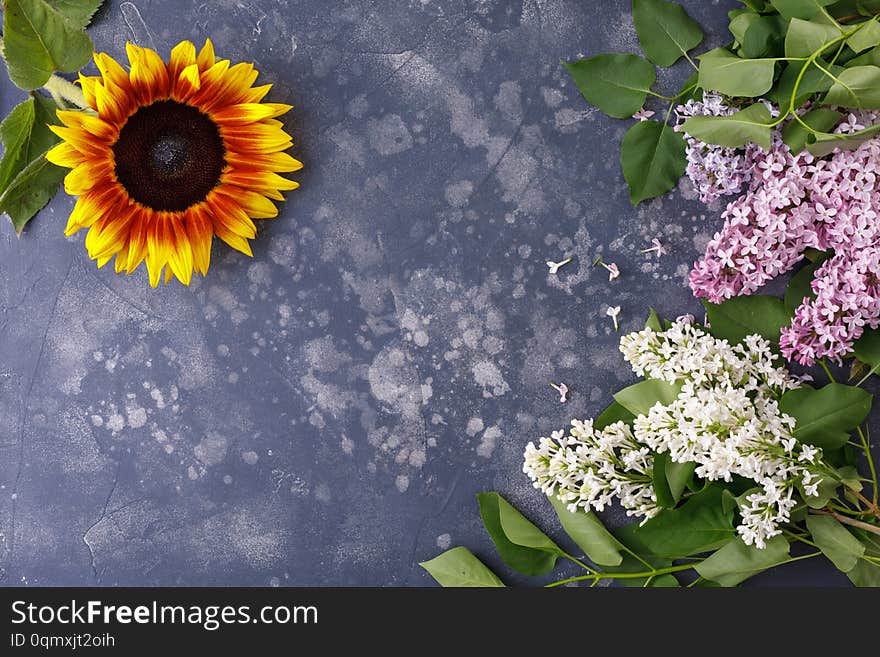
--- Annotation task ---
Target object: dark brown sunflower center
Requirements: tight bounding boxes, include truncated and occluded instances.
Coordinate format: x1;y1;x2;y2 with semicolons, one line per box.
113;100;225;212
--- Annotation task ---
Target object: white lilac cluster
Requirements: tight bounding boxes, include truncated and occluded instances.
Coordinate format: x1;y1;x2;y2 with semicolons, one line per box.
523;420;659;522
524;320;830;548
675;93;762;203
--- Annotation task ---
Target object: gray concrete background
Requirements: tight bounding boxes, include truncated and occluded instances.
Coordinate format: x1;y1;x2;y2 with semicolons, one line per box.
0;0;867;586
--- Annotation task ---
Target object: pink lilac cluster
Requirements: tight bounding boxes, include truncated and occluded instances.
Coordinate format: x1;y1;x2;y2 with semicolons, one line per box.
675;93;762;203
684;102;880;366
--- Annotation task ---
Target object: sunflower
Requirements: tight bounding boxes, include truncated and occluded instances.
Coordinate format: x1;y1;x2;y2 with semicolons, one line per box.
46;39;301;287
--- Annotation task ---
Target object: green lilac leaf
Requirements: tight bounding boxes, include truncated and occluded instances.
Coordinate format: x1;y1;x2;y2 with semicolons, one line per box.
807;123;880;156
477;492;559;576
594;401;637;430
846;558;880;586
846;19;880;52
806;515;865;572
779;383;873;451
782;109;842;154
695;535;790;586
681;102;774;150
784;251;829;312
652;452;676;508
853;328;880;381
653;453;694;509
419;547;505;587
770;59;842;106
784;17;842;57
645;307;664;332
548;496;624;567
770;0;836;20
620;119;686;205
632;0;704;67
2;0;99;89
563;54;656;119
847;45;880;67
613;379;682;416
636;485;737;558
609;523;678;587
824;65;880;109
702;295;790;345
741;15;788;58
697;48;776;97
730;11;761;46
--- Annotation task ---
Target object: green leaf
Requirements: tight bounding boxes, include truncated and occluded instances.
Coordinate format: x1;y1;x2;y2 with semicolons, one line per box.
847;45;880;68
46;0;104;27
779;383;873;451
613;379;682;416
549;495;624;567
594;401;637;430
783;109;842;155
825;65;880;109
652;453;695;508
477;492;560;576
564;54;656;119
2;0;100;90
741;15;788;58
853;328;880;381
636;486;737;558
0;99;37;193
846;558;880;586
610;523;678;586
784;251;829;312
770;59;842;105
695;535;791;586
620;119;686;205
730;11;761;46
645;307;664;332
632;0;704;67
697;48;777;97
770;0;836;19
806;515;865;572
807;123;880;156
419;547;505;587
703;295;790;345
681;103;774;150
0;151;66;234
785;17;842;57
846;19;880;53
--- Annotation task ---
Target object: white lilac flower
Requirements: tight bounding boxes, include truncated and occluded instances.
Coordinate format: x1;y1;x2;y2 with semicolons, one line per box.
606;306;621;331
524;320;832;549
550;382;569;403
547;257;573;275
593;257;621;282
523;420;660;522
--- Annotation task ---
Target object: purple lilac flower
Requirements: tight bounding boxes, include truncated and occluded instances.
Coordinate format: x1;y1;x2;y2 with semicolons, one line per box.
676;93;760;203
684;102;880;366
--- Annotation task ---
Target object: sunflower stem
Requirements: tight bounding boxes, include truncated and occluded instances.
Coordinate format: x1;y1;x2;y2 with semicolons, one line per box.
43;74;90;112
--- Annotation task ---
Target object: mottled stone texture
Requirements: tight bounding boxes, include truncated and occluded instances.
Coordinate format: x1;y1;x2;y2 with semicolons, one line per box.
0;0;869;586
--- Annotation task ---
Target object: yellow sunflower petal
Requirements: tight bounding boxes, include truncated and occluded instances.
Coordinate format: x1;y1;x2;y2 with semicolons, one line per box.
218;187;278;218
94;51;133;94
221;170;299;196
128;43;171;104
197;38;216;71
46;142;87;168
206;191;257;239
94;82;126;123
185;205;213;275
210;102;283;125
125;215;149;274
77;74;99;110
166;216;194;285
172;63;201;102
56;111;117;143
169;40;197;78
226;151;303;173
64;159;115;196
